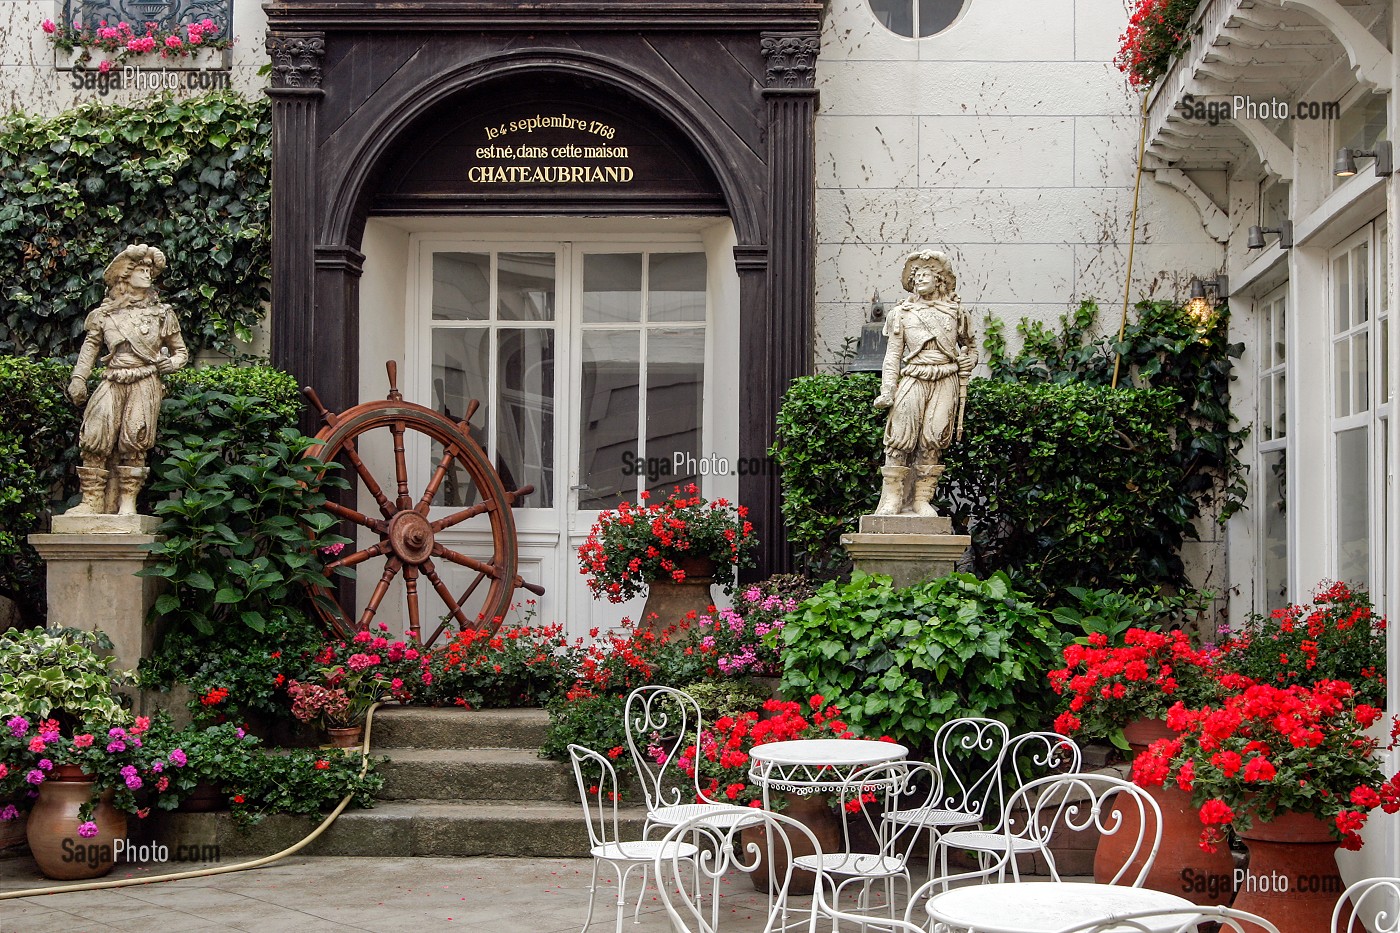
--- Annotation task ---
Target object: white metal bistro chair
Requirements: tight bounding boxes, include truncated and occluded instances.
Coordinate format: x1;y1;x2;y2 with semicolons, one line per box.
625;685;761;835
1052;906;1282;932
882;717;1011;865
1334;877;1400;932
904;773;1163;927
793;759;940;927
653;808;932;933
932;730;1082;887
568;743;700;933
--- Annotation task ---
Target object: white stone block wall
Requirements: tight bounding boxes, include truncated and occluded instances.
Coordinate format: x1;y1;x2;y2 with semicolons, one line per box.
0;0;267;115
814;0;1229;598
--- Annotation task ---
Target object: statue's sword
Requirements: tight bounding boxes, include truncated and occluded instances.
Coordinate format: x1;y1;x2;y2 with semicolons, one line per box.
955;372;969;443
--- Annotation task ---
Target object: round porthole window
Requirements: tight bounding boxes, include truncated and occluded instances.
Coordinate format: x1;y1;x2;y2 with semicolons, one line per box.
869;0;966;37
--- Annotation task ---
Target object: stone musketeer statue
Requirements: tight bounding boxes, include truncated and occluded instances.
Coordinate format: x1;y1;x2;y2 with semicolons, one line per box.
872;249;976;516
65;244;189;516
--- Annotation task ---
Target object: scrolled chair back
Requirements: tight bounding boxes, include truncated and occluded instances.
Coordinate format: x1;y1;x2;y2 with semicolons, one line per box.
1052;905;1282;932
654;809;929;933
625;685;707;811
1007;772;1163;887
931;716;1012;820
1334;877;1400;933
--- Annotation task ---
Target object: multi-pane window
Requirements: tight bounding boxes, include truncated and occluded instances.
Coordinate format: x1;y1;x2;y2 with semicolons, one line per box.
1258;287;1288;611
64;0;232;39
868;0;966;37
1330;221;1390;610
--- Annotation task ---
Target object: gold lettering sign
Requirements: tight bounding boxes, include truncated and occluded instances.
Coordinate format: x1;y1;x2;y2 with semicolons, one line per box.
471;112;633;185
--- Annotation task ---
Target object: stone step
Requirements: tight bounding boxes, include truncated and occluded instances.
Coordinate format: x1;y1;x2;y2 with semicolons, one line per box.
377;748;576;802
149;799;649;859
368;706;551;751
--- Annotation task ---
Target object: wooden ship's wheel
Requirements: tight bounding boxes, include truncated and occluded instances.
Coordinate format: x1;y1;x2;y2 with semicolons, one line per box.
302;361;544;644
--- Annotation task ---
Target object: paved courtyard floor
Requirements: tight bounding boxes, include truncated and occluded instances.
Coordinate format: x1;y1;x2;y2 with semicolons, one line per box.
0;855;936;932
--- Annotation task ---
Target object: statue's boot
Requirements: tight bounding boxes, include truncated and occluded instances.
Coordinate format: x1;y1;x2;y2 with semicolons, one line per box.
115;466;148;516
873;466;910;515
910;465;945;517
67;466;110;515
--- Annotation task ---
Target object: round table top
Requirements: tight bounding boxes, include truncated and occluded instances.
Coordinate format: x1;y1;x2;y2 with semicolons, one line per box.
749;738;908;767
925;881;1200;933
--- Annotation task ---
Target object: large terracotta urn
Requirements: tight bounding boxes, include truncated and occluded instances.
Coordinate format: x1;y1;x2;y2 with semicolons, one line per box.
1232;811;1359;933
25;769;127;880
742;792;840;895
640;557;719;633
1094;718;1235;904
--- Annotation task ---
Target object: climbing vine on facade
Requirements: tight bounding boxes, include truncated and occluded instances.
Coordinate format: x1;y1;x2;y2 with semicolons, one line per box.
0;91;270;359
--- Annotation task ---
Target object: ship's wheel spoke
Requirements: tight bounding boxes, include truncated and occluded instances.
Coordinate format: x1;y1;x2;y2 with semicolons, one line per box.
403;564;422;642
391;420;412;511
343;440;397;519
324;501;387;534
430;502;491;534
327;541;388;572
357;556;403;629
431;542;498;578
421;558;472;638
416;443;461;515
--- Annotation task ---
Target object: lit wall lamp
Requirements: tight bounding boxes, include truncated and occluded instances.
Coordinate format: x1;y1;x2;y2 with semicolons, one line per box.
1183;274;1228;332
1334;140;1393;177
1247;220;1293;250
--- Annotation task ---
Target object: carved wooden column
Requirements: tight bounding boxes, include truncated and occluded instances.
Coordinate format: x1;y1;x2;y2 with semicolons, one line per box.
267;32;325;414
734;243;770;582
759;32;819;575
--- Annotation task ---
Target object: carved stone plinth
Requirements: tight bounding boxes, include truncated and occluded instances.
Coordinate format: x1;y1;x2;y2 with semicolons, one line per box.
27;532;163;674
841;514;969;589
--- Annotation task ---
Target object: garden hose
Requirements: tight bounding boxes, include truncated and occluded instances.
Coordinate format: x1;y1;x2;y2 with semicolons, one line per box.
0;702;383;901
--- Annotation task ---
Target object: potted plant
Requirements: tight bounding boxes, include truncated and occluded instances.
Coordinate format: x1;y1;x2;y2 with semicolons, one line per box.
287;637;390;747
1048;627;1231;904
1133;683;1400;933
698;584;800;682
577;484;756;629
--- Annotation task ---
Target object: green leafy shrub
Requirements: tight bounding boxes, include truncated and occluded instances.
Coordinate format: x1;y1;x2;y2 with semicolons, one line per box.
780;572;1062;751
0;627;130;730
1050;586;1214;643
944;380;1186;597
0;91;271;358
227;748;384;827
770;373;883;573
140;388;349;637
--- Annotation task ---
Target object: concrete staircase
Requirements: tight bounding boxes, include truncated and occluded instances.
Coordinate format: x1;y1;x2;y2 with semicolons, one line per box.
153;707;650;858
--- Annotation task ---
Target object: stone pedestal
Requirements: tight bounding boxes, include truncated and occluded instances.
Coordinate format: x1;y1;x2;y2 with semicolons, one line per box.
840;514;970;589
28;518;163;674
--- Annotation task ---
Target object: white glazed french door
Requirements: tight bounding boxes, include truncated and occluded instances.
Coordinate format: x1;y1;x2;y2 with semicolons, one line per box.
405;234;727;638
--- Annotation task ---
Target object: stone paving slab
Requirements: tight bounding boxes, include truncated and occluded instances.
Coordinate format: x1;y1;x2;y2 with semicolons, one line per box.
0;855;944;932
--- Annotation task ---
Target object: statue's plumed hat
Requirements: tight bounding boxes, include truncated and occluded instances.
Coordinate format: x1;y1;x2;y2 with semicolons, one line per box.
900;249;954;293
103;244;166;287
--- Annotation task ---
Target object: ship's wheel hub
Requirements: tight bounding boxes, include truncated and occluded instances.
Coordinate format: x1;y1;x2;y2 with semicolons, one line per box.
388;510;435;564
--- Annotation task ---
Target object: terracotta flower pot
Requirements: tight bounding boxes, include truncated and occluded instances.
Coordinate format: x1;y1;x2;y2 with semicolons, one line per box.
742;792;840;895
640;557;719;633
25;779;126;880
326;725;365;749
1094;782;1235;905
175;781;230;813
1123;716;1174;756
1233;810;1359;933
0;800;26;852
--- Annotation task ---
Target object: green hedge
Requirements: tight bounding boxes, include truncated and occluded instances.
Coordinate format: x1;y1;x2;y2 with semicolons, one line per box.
0;92;270;358
773;375;1188;597
0;361;302;625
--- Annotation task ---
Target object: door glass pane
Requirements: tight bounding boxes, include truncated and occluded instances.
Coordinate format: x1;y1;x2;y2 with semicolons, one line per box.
432;328;491;506
1336;340;1352;418
498;252;555;322
1275;299;1286;366
645;328;706;497
1261;449;1288;612
1336;427;1370;591
498;328;555;507
433;252;490;321
1260;378;1274;442
648;253;706;323
1335;255;1350;333
1356;243;1369;323
1274;373;1286;438
579;330;640;510
1355;331;1370;412
583;254;642;324
1382;317;1390;404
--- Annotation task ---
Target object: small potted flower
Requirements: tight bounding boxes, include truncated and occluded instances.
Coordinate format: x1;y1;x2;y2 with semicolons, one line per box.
577;484;756;630
699;584;802;683
287;639;390;747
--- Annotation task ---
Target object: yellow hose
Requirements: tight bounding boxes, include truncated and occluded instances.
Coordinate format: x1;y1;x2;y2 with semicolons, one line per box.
0;702;382;900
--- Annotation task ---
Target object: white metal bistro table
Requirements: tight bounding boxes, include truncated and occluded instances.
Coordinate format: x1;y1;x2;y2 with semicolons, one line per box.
924;881;1201;932
748;738;910;805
